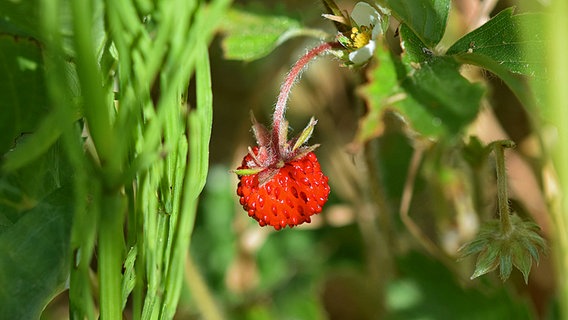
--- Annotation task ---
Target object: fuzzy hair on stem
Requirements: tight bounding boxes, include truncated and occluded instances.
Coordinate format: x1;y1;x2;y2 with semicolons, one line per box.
272;42;340;155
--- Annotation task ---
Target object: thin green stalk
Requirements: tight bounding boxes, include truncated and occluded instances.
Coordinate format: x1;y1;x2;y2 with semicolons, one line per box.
40;0;97;317
98;194;126;320
158;0;231;315
70;0;121;188
67;147;98;320
140;169;164;320
160;42;211;319
548;0;568;316
492;140;515;235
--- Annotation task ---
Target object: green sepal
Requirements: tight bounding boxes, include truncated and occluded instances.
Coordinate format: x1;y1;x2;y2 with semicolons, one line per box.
292;144;320;163
337;34;352;48
321;0;350;33
233;167;264;176
459;214;547;283
499;247;513;281
511;242;533;284
470;243;500;280
292;117;317;152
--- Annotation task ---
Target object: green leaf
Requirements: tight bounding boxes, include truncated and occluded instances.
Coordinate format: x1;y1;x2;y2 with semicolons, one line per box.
371;114;414;202
399;25;484;135
383;0;450;47
0;143;70;225
357;42;447;141
0;0;41;39
400;58;484;134
0;187;73;320
357;43;402;142
220;6;303;61
0;143;73;319
447;8;545;78
0;35;48;156
446;9;545;113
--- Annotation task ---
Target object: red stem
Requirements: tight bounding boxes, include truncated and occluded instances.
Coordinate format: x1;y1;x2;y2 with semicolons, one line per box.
272;42;339;151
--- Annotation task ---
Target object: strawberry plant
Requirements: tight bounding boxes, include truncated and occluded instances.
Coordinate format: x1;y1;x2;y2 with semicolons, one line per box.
0;0;566;319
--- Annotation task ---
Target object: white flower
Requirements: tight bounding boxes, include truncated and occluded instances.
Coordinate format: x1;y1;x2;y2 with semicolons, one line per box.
343;2;382;65
351;2;382;37
348;38;376;65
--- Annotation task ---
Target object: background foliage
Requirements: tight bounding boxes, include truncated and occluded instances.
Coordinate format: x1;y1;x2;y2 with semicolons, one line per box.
0;0;564;319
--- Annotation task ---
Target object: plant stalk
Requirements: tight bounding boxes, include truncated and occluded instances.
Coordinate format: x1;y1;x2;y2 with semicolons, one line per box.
548;0;568;317
493;140;515;235
98;194;126;320
272;42;339;152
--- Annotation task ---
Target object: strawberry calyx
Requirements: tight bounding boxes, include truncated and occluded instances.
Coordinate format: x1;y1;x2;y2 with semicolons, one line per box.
235;113;320;186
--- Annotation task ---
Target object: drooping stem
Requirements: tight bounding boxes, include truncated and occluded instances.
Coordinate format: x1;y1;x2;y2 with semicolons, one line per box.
492;140;516;235
272;42;339;151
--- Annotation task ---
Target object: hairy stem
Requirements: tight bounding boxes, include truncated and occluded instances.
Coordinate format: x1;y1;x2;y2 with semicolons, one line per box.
272;42;339;153
492;140;515;235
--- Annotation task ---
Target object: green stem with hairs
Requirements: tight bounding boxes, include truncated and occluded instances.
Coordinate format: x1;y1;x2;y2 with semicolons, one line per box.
272;42;339;155
492;140;515;235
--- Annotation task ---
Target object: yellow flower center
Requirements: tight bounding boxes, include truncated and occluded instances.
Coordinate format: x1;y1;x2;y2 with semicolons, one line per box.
350;26;372;49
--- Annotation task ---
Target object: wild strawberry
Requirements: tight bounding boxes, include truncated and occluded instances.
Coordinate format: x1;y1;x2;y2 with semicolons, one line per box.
234;114;330;230
236;146;330;230
234;42;334;230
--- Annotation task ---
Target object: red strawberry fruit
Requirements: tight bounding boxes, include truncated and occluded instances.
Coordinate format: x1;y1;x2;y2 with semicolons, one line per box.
234;42;335;230
235;116;330;230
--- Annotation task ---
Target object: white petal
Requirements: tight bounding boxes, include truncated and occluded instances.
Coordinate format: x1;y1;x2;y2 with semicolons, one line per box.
371;23;382;39
349;40;376;65
351;2;381;27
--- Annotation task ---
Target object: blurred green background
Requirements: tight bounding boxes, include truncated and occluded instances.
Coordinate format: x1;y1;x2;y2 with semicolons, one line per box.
183;0;554;318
